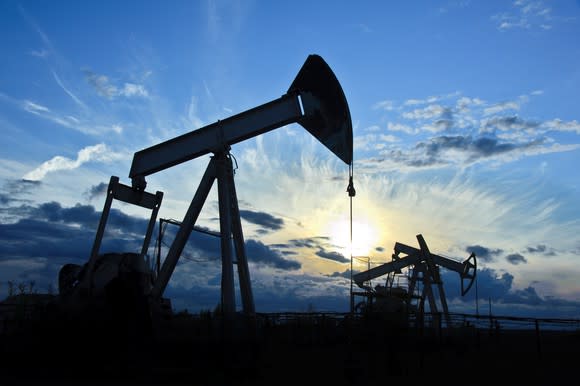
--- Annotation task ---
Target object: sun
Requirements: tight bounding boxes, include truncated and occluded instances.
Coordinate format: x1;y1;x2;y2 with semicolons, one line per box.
328;218;380;260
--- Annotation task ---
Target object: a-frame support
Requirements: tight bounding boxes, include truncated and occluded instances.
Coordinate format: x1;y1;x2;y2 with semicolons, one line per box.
417;235;451;326
150;151;255;316
81;176;163;294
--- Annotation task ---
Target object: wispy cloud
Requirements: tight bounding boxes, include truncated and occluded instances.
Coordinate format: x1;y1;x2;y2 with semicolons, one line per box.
492;0;554;31
7;94;124;136
29;49;48;58
22;100;50;114
22;144;120;181
51;70;88;110
18;4;55;58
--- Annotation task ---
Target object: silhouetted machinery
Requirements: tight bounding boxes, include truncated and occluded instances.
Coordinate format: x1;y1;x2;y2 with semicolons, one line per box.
352;234;476;327
57;54;353;321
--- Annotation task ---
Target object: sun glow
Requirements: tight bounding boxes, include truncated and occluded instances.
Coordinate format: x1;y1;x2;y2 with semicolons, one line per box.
328;218;380;259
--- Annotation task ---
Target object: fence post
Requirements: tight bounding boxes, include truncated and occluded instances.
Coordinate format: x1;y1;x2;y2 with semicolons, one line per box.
535;319;542;359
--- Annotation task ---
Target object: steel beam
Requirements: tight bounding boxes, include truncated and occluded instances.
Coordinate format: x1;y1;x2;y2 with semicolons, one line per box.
130;93;302;179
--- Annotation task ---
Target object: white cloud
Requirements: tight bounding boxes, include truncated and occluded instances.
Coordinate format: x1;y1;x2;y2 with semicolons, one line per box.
110;124;123;134
387;122;416;134
121;83;149;98
404;96;441;106
373;100;395;111
403;104;448;120
483;101;520;115
22;143;119;181
29;49;48;58
379;134;398;143
456;96;484;112
544;119;580;134
187;95;204;130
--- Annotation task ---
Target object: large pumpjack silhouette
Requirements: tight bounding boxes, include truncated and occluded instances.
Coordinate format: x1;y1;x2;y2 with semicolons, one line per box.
58;55;353;318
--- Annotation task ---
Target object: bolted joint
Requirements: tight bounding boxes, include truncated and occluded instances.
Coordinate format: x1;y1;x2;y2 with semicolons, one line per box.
132;175;147;191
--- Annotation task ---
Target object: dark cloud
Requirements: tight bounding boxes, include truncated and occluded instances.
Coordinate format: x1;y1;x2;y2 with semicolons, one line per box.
245;239;301;270
2;201;580;319
239;209;284;232
525;244;556;256
0;201;299;300
419;135;520;160
438;266;580;318
506;253;527;265
466;245;503;262
286;237;348;264
0;193;10;206
328;269;351;279
381;135;549;169
443;267;513;303
157;220;297;271
315;248;349;264
280;250;298;256
483;116;540;133
0;179;41;207
526;244;547;253
34;201;99;226
85;182;108;201
503;286;543;306
14;179;41;192
270;243;291;249
288;236;330;249
0;200;150;268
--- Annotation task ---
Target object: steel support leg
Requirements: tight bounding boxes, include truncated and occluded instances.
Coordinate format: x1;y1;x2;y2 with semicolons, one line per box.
228;162;255;315
150;159;217;299
216;153;236;315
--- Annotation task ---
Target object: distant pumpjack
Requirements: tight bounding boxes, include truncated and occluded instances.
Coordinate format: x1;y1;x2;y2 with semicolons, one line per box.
353;234;477;327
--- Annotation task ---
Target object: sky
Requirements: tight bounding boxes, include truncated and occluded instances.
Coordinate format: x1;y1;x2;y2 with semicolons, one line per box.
1;0;580;319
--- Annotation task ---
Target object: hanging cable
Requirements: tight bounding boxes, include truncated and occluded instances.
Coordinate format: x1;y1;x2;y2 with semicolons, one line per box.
346;161;356;314
229;152;239;175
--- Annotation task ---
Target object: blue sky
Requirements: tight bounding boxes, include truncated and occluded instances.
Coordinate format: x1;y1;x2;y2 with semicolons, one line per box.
1;0;580;318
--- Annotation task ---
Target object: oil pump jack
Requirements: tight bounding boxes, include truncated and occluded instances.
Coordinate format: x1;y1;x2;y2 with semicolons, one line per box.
57;54;353;320
352;234;476;327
